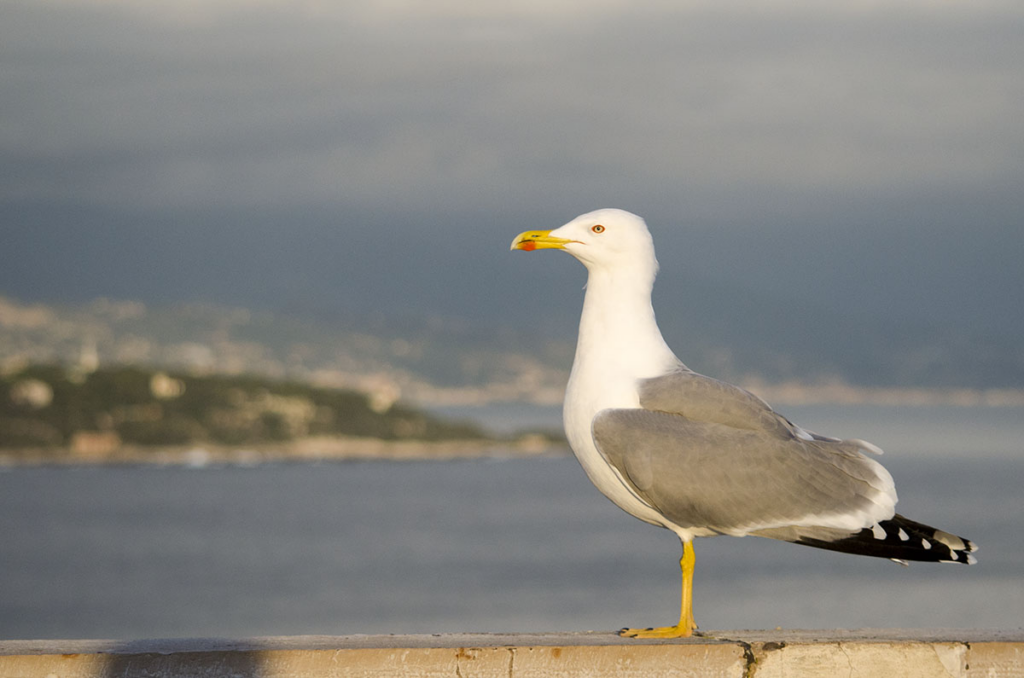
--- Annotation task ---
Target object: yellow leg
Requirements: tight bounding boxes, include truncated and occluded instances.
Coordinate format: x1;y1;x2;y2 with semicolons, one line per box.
620;540;698;638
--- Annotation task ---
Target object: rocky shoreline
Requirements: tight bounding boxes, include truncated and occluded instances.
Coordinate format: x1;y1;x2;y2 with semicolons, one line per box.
0;434;569;467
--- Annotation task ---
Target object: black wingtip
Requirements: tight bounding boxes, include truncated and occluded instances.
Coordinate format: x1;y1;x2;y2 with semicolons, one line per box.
794;514;977;565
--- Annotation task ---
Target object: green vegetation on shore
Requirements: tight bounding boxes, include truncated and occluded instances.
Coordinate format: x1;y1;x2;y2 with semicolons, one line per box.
0;365;486;453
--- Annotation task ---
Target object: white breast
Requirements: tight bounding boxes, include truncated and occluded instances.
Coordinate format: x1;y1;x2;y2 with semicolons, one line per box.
564;370;670;527
558;244;696;535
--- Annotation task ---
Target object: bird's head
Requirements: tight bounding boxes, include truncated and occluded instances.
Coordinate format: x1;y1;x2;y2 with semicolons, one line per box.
511;208;658;275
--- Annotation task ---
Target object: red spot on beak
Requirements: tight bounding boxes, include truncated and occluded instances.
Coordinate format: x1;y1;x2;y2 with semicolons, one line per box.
521;241;537;251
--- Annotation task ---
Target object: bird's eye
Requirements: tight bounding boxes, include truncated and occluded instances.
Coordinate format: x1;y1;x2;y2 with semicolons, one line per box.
592;225;605;234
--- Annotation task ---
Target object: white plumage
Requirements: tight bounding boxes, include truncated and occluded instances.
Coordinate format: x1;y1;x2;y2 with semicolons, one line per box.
511;208;976;637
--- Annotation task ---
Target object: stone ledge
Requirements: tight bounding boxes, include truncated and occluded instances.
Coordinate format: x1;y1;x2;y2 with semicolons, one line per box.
2;630;1022;677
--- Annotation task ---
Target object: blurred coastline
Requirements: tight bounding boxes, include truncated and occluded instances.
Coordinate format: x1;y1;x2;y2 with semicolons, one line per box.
3;294;1022;410
3;292;1021;466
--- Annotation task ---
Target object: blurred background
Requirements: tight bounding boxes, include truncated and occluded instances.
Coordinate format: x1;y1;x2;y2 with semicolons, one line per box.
0;0;1021;640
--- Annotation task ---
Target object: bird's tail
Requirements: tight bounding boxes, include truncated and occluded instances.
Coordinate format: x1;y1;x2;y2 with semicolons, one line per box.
793;514;977;565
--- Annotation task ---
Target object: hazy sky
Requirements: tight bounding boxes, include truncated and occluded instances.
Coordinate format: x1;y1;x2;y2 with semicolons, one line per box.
2;0;1022;337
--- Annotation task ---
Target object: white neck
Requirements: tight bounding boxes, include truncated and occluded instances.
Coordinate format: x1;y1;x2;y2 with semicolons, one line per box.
567;263;680;410
560;260;684;529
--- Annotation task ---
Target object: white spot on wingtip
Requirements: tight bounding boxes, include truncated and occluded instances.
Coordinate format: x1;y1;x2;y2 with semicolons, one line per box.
871;523;886;540
898;528;909;541
890;558;910;567
794;427;814;441
922;539;932;550
966;554;978;565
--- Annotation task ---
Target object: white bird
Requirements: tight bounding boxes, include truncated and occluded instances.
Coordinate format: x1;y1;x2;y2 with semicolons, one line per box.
511;208;976;638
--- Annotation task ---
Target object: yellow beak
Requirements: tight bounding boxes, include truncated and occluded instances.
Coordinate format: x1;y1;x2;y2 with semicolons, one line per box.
510;230;574;252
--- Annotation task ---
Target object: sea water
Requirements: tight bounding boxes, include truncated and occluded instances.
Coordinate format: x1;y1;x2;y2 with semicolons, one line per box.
0;404;1020;639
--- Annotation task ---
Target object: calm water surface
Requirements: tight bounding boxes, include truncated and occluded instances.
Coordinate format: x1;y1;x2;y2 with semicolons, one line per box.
0;405;1021;639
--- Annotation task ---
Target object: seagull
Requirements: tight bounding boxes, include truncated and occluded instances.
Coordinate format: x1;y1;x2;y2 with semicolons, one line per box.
511;208;976;638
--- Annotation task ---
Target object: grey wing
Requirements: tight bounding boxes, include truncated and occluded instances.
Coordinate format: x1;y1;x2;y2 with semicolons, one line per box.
592;408;896;536
636;369;792;435
638;369;879;449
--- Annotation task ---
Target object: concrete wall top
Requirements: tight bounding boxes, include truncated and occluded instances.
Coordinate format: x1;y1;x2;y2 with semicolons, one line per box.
2;629;1023;677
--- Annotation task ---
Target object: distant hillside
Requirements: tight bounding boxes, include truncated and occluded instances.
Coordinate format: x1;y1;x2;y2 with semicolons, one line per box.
0;294;1021;410
0;295;571;406
0;365;486;453
646;269;1024;391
